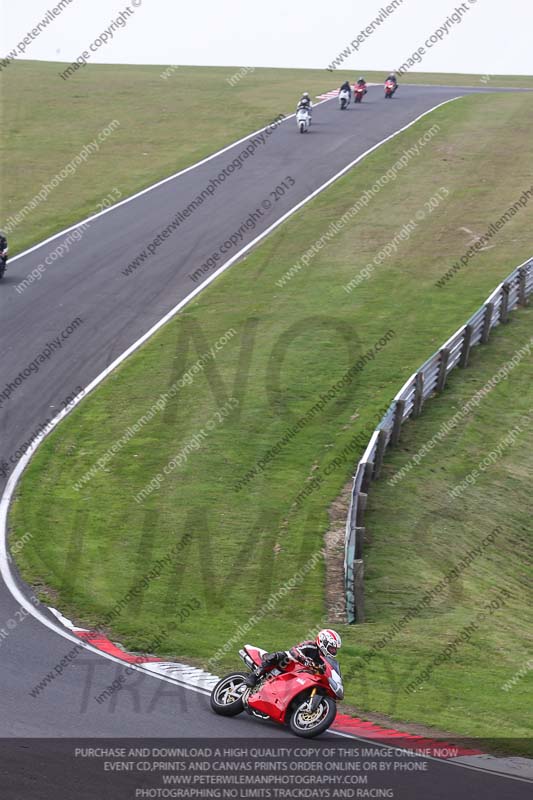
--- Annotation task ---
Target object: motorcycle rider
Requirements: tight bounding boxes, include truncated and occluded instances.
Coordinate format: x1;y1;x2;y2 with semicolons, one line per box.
385;71;398;92
297;92;313;118
244;629;342;687
355;76;367;92
0;230;8;272
340;80;352;98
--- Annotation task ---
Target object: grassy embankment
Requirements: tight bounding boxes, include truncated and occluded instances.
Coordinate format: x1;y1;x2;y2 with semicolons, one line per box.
2;60;532;253
5;62;533;750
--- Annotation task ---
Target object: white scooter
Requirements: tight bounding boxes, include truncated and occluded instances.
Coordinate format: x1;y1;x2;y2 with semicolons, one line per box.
339;88;351;110
296;106;311;133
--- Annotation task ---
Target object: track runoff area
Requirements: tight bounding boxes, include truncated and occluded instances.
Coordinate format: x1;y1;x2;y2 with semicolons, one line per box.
1;83;532;799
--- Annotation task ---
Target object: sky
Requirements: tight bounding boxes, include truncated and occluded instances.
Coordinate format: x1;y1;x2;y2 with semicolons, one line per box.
1;0;532;76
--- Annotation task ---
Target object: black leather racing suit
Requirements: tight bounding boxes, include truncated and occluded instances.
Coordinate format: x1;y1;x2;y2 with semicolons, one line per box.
0;235;8;275
245;640;324;686
297;98;312;115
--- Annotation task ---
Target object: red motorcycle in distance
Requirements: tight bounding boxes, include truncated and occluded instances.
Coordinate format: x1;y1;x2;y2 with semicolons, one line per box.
354;83;367;103
210;644;344;738
384;80;397;98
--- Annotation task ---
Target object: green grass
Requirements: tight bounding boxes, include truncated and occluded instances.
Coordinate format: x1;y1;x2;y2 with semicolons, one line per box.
1;61;532;255
6;64;533;751
353;306;533;751
372;70;533;88
0;61;340;253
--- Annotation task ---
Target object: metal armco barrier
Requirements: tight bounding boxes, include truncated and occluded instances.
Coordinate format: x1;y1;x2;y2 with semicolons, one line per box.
345;257;533;623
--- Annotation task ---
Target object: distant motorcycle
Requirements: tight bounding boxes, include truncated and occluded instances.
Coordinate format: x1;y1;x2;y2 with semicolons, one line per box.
296;106;311;133
339;88;351;110
354;84;367;103
384;80;397;98
0;248;8;280
210;644;344;738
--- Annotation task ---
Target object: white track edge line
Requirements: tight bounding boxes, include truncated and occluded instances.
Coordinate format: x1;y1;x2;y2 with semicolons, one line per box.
1;96;465;714
7;100;331;264
3;94;529;781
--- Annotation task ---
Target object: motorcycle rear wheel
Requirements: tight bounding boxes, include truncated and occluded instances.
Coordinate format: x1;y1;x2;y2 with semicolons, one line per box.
210;672;248;716
289;695;336;738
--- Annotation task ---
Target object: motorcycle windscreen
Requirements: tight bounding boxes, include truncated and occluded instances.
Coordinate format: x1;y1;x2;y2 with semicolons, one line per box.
324;655;344;699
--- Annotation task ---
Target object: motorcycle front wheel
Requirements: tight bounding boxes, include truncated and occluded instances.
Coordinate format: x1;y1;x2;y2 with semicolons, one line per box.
289;695;336;738
210;672;248;716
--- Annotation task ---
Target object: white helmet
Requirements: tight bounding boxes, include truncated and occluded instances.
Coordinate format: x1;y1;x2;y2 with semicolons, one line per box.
302;92;310;99
316;629;342;658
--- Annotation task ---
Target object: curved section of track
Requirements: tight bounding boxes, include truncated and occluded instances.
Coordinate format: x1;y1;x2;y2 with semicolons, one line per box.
0;84;530;797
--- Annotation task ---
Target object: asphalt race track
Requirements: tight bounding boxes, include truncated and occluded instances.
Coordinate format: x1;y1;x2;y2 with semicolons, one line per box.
0;84;531;798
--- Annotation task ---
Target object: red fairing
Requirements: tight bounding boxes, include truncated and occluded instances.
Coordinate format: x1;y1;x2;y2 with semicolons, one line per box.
247;658;336;724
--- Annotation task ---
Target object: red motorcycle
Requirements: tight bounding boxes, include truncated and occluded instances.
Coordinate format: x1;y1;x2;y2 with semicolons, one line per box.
384;80;396;98
210;644;344;738
354;83;367;103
